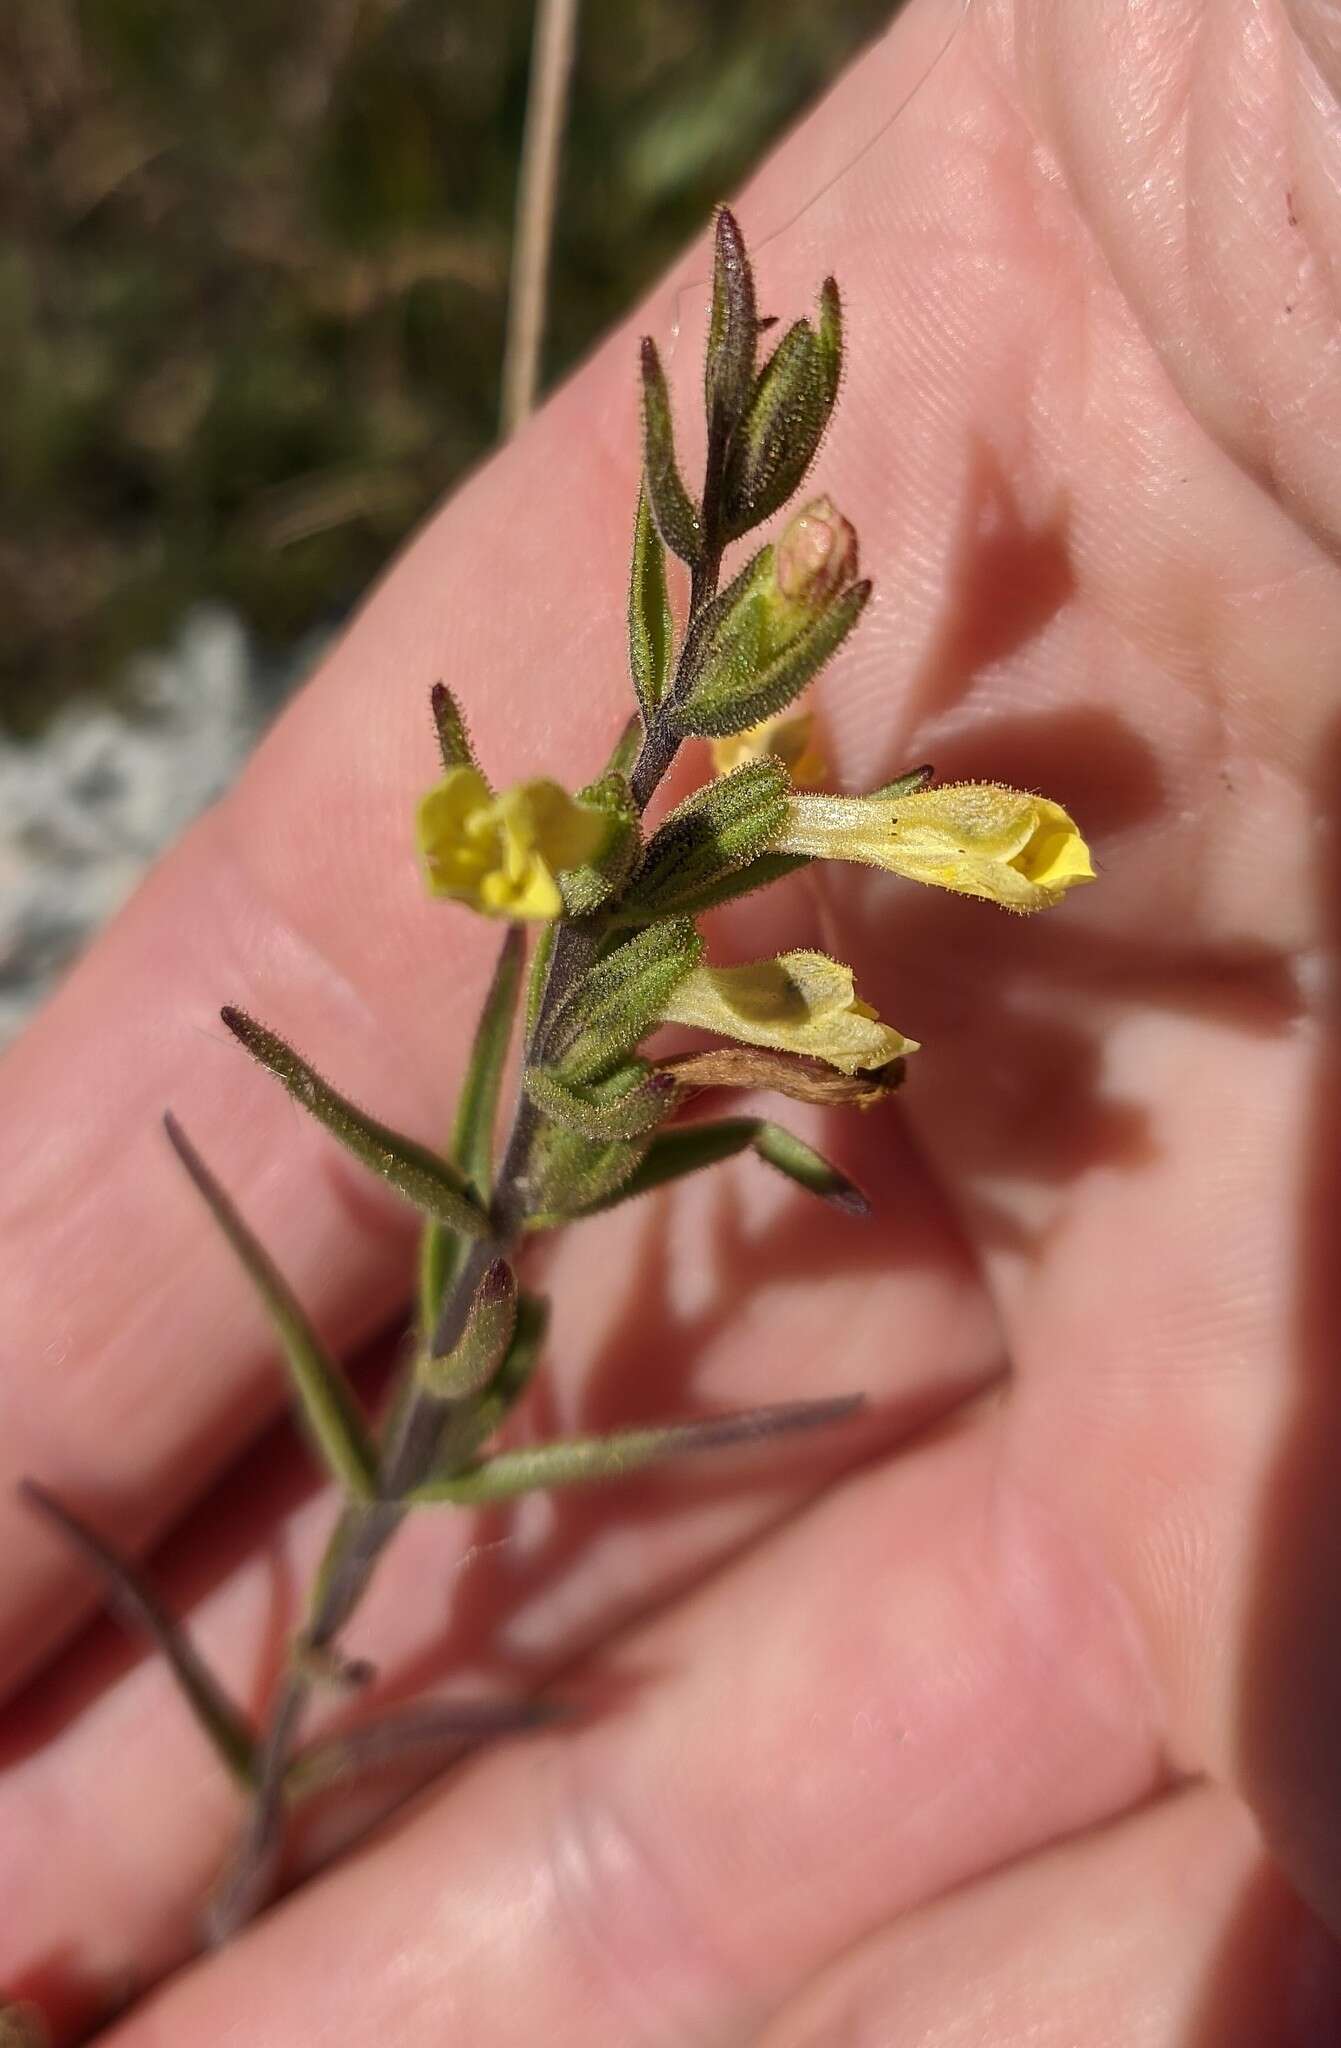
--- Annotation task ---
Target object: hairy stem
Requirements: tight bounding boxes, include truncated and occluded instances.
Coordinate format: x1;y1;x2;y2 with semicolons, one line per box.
211;426;731;1945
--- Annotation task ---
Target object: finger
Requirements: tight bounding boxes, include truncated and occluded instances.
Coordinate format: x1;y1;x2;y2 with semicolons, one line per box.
81;1409;1159;2048
1038;0;1341;553
760;1783;1341;2048
989;904;1341;1934
1;1110;998;2038
790;0;1341;1940
0;0;977;1694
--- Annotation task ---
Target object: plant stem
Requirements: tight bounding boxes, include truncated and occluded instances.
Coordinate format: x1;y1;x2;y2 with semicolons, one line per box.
210;436;729;1946
205;1238;507;1942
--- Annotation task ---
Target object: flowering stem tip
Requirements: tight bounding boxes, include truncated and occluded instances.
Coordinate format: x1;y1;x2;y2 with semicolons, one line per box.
41;202;1100;1951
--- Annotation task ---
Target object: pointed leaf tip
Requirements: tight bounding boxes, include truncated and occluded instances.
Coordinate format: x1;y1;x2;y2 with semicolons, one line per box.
409;1393;867;1505
706;205;758;440
560;1115;870;1218
639;336;703;565
478;1257;514;1303
418;1256;519;1402
429;682;481;775
17;1479;257;1788
162;1116;379;1500
219;1006;488;1236
286;1696;564;1798
451;923;525;1201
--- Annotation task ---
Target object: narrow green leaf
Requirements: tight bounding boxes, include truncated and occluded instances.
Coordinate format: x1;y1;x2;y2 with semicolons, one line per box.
18;1479;258;1788
628;485;674;719
452;925;525;1200
705;205;758;440
752;1121;870;1214
525;1059;681;1141
574;1116;869;1216
721;318;835;540
286;1696;563;1798
585;1116;758;1200
866;763;934;799
430;682;483;775
816;276;843;413
621;758;792;919
164;1114;379;1499
548;916;704;1086
525;920;558;1045
676;579;871;740
408;1395;865;1505
220;1007;488;1238
640;336;703;563
418;1258;518;1400
418;1217;462;1341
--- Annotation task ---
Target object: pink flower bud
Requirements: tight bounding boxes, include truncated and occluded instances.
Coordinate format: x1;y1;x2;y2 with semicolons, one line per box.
775;496;859;608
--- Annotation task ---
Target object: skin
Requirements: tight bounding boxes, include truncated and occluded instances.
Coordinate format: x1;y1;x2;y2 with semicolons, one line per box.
3;0;1341;2037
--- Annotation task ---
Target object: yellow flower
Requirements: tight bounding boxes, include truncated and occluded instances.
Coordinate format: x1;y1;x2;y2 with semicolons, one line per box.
710;707;827;787
662;951;916;1075
780;782;1095;912
417;767;608;920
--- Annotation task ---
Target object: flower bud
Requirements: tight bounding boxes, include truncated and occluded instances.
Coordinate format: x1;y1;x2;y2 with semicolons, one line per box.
674;536;869;741
775;497;858;610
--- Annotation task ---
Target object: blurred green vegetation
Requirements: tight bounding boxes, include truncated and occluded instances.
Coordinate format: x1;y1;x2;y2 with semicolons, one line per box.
0;0;898;733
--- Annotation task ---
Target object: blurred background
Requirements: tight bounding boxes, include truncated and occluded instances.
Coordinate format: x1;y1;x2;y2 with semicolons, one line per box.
0;0;903;1040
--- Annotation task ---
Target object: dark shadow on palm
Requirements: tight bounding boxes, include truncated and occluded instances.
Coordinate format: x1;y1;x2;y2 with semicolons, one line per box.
1194;709;1341;1991
901;438;1076;735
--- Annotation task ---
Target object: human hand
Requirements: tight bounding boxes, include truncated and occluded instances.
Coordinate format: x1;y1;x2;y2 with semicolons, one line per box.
5;1;1341;2038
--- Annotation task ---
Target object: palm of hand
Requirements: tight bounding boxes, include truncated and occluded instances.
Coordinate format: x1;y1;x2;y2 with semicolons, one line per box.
4;3;1341;2040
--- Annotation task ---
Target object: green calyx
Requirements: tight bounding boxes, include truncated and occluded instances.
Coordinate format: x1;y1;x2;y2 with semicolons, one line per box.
719;278;842;541
525;1059;682;1142
418;1259;519;1402
620;758;794;920
547;916;704;1086
672;546;870;740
